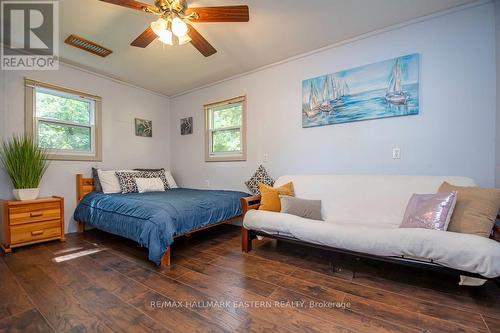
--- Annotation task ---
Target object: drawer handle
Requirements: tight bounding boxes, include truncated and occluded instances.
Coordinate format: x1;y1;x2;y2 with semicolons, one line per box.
31;230;44;236
30;212;44;217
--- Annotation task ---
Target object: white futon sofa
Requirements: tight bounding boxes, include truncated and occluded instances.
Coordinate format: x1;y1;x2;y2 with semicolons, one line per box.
242;175;500;279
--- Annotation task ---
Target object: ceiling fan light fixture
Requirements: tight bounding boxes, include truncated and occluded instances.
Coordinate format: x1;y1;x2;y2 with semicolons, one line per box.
171;16;188;38
158;30;173;45
177;34;192;45
150;18;167;36
111;0;249;56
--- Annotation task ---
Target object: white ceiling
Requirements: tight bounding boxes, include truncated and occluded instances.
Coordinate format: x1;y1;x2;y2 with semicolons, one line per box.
59;0;476;96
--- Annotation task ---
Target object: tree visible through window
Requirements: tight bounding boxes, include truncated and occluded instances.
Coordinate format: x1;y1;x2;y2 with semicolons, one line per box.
205;96;246;162
36;91;93;152
25;79;102;161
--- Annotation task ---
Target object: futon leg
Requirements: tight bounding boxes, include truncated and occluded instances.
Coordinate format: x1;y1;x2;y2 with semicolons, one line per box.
161;247;171;267
77;222;85;233
242;227;253;253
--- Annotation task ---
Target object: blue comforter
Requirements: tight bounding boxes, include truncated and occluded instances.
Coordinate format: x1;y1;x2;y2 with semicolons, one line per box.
73;188;249;265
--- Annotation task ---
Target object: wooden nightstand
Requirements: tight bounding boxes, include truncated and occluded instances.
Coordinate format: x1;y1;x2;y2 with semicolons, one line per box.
1;196;65;253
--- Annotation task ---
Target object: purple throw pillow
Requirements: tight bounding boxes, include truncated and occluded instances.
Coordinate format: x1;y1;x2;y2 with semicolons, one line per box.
400;192;457;231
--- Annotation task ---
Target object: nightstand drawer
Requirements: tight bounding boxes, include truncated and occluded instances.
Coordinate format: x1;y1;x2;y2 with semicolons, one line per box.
9;202;61;225
10;220;62;244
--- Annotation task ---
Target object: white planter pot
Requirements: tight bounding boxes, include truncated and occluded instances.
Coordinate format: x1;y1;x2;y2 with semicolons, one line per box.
13;188;40;201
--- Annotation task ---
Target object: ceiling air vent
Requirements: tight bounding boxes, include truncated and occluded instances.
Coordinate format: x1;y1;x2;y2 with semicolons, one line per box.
64;35;113;58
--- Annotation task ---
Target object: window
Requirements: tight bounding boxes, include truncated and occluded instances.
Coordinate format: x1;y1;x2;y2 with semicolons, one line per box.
205;96;246;162
25;78;102;161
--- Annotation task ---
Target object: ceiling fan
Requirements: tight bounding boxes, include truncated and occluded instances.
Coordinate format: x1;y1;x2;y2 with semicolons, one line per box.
99;0;249;57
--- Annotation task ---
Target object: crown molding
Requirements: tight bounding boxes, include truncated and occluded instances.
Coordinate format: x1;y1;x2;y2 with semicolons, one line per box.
58;59;170;99
0;44;170;99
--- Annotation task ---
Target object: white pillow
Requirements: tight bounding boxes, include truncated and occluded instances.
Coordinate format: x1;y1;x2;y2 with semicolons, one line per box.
97;169;134;194
164;170;178;188
135;177;165;193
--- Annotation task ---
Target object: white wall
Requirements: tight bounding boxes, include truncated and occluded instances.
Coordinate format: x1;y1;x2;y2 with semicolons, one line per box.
495;0;500;187
0;64;171;232
170;3;497;191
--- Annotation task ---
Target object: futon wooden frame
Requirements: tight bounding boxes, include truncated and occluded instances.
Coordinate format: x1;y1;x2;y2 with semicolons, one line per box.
240;196;500;281
76;174;241;267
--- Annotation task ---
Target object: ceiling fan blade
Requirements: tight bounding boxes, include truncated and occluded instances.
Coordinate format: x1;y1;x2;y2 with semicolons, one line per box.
99;0;150;11
187;25;217;57
131;26;157;48
185;5;249;22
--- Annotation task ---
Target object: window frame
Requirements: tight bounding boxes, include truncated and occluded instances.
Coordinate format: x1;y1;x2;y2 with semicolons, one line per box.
25;78;102;161
204;95;247;162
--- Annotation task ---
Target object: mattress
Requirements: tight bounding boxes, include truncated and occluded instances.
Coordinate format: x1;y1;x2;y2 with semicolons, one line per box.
74;188;249;264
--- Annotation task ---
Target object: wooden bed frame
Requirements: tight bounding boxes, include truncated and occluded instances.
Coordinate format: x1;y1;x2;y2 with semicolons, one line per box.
240;196;500;280
76;174;241;267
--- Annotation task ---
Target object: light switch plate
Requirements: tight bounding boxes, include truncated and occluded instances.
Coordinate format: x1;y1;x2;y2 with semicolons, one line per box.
392;147;401;159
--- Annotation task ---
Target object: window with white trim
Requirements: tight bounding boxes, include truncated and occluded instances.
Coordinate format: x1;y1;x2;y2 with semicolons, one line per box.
205;96;246;162
25;79;102;161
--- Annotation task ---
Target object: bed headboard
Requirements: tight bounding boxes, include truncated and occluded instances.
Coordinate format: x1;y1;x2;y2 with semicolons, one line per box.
76;174;94;202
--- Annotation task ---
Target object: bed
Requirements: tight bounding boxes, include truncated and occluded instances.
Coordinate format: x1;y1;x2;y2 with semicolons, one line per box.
73;174;249;266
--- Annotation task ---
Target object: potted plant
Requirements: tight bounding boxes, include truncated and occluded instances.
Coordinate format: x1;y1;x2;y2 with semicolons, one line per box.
0;135;48;201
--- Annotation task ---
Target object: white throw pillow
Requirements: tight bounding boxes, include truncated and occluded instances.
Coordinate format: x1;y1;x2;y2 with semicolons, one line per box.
164;170;178;188
97;169;134;194
135;177;165;193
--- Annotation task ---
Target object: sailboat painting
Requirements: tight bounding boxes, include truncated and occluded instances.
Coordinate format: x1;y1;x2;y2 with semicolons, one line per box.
302;53;419;128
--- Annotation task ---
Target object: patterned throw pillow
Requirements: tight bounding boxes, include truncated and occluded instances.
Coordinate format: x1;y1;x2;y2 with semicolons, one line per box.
245;165;274;195
115;171;146;193
145;170;170;190
135;168;176;188
116;170;170;193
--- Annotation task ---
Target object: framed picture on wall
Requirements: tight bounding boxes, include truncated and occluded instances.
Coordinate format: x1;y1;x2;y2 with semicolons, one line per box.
135;118;152;137
180;117;193;135
302;53;420;128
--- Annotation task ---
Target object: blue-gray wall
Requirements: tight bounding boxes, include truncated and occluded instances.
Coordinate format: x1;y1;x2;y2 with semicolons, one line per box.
495;0;500;187
170;3;497;190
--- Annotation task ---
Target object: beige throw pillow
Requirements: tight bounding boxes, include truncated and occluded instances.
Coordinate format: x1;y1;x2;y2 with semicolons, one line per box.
280;196;323;221
438;182;500;238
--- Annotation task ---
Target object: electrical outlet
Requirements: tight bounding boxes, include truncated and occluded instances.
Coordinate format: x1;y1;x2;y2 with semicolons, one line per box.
392;147;401;159
205;180;210;188
263;153;269;163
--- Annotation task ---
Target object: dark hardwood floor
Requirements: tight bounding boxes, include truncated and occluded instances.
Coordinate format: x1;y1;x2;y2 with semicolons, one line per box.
0;224;499;333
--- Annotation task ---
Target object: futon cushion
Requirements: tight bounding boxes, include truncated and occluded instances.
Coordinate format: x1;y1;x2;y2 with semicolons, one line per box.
245;165;274;195
399;192;457;230
243;209;500;278
280;195;323;220
438;182;500;237
259;182;294;212
273;175;476;226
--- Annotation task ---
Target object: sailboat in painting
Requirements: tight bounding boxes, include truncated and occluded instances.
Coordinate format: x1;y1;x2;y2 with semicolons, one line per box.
385;58;409;105
304;81;321;118
320;75;334;112
330;77;349;109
